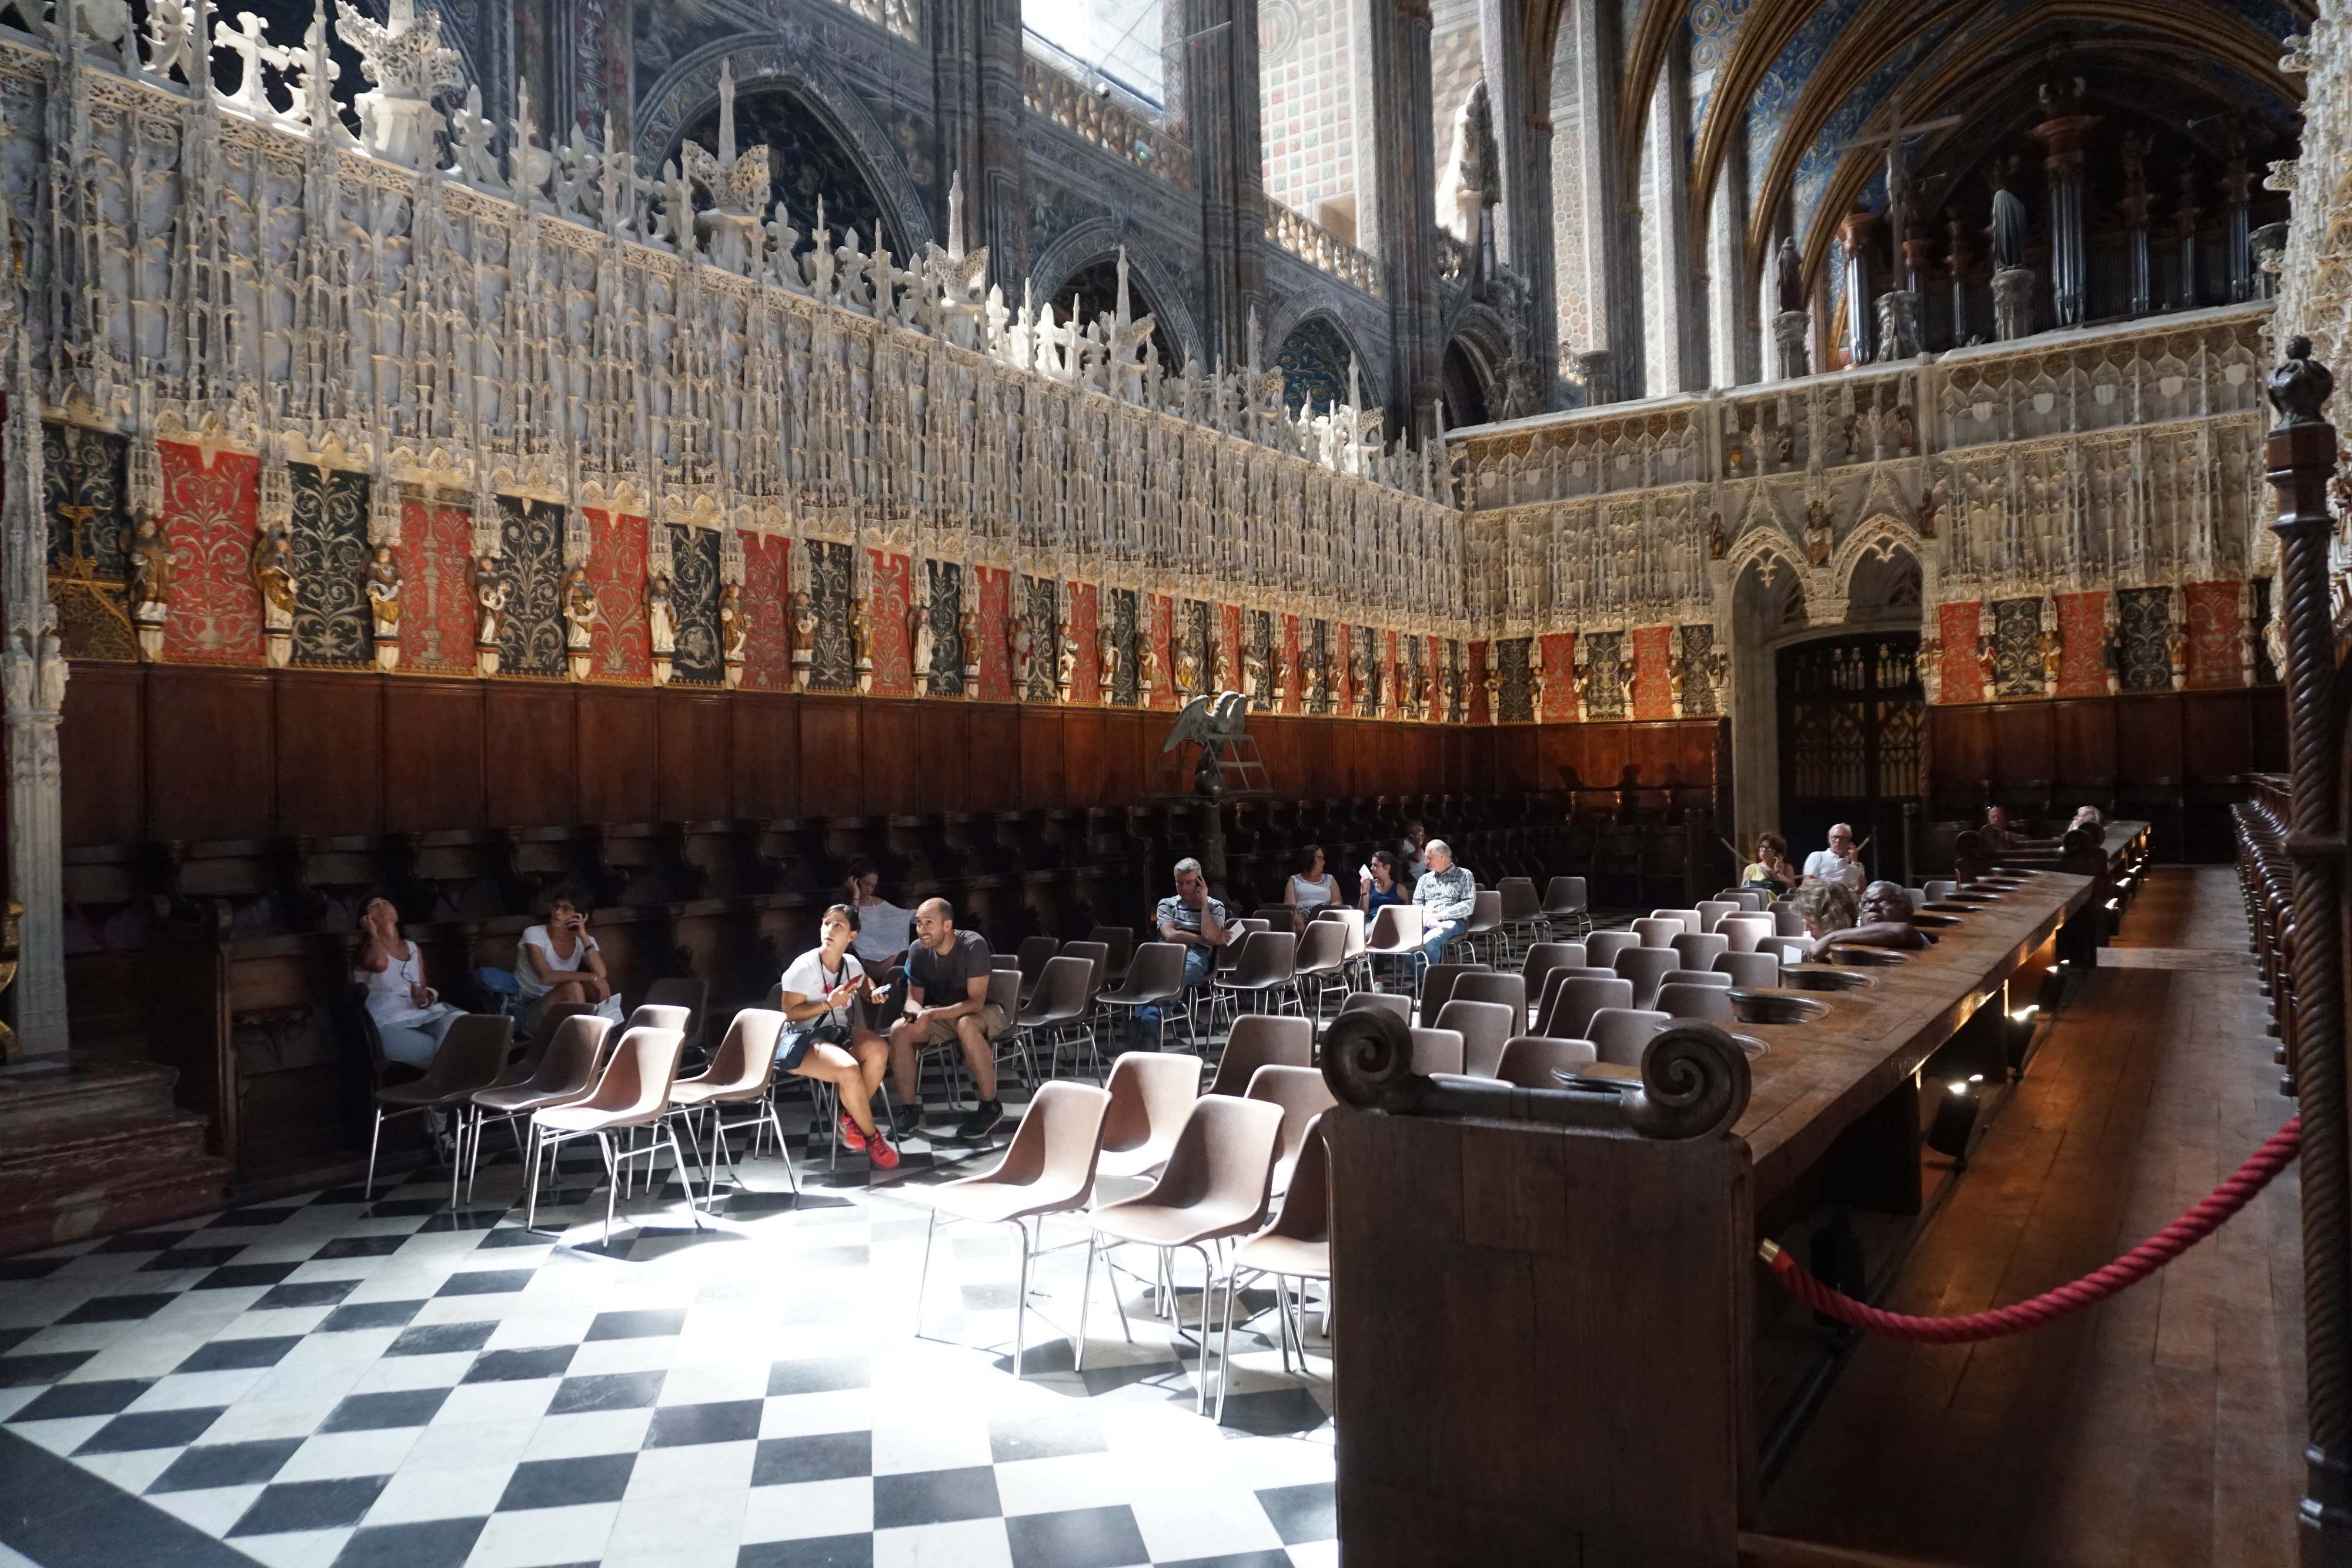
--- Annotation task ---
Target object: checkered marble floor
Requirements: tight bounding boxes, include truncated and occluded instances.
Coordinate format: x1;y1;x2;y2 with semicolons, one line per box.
0;1094;1336;1568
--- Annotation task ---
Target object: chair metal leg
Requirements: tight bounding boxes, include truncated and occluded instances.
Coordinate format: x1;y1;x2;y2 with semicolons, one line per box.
448;1108;467;1211
916;1209;938;1336
1216;1263;1242;1422
598;1131;619;1245
364;1106;386;1202
664;1124;707;1228
1191;1242;1220;1416
1076;1234;1095;1370
523;1121;544;1229
764;1098;799;1192
1011;1216;1033;1378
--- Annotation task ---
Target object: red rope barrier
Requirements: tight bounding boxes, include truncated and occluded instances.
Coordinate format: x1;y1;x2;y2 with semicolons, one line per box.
1762;1116;2303;1343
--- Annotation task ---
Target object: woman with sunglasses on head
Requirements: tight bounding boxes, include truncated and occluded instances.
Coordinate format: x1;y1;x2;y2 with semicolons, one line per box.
775;904;899;1169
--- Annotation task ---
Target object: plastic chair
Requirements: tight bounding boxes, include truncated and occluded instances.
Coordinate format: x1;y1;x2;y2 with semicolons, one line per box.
1416;963;1489;1028
1612;945;1682;1009
468;1014;612;1198
1292;918;1351;1021
1451;971;1528;1024
1095;1050;1205;1180
1087;925;1135;987
524;1024;697;1243
1316;907;1371;991
1535;975;1633;1041
917;1080;1112;1376
1758;935;1810;965
1661;968;1733;989
1062;940;1112;1005
1014;935;1060;1007
667;1008;796;1195
1494;1035;1598;1088
624;1002;691;1037
1773;905;1808;937
1409;1026;1465;1075
1017;954;1097;1082
1242;1063;1338;1195
1339;990;1411;1025
1364;904;1426;991
1081;1094;1285;1414
1587;1007;1672;1067
1632;917;1685;950
1522;941;1585;998
1672;932;1730;971
1655;983;1734;1021
1695;900;1741;934
1100;941;1188;1050
1496;877;1543;957
643;978;708;1056
1217;1111;1332;1412
1435;998;1518;1078
1585;930;1642;968
1541;875;1591;939
1208;1014;1315;1097
1650;908;1705;935
1214;930;1301;1027
365;1014;514;1206
1714;951;1780;988
1456;889;1504;964
1924;880;1959;904
1718;915;1773;954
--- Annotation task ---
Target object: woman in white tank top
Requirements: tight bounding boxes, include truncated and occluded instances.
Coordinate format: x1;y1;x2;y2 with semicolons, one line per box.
355;897;463;1068
1284;844;1341;918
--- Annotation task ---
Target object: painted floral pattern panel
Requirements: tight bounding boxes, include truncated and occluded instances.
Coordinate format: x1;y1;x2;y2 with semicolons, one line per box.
1306;619;1330;714
584;510;650;683
1579;630;1625;718
669;525;724;686
1937;601;1982;703
867;551;913;696
924;559;963;696
2117;587;2171;693
1024;577;1059;701
1334;624;1352;714
1468;640;1489;724
977;566;1013;702
159;441;262;667
1679;625;1716;717
1145;592;1173;710
740;533;791;690
1281;614;1301;714
1110;588;1140;706
289;464;372;668
1068;582;1100;703
2184;580;2243;688
1631;626;1675;720
2055;591;2109;697
1496;637;1532;721
807;541;854;690
1218;603;1242;693
398;501;477;674
1539;633;1574;720
496;498;567;680
42;422;137;662
1991;599;2043;697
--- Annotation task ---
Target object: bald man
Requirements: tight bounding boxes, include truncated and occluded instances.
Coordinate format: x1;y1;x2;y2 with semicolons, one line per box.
886;898;1013;1142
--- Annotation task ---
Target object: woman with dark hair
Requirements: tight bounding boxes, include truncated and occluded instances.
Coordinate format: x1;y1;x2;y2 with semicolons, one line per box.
775;903;898;1169
1284;844;1341;918
1359;850;1410;917
1742;832;1794;897
841;855;914;1028
516;884;618;1026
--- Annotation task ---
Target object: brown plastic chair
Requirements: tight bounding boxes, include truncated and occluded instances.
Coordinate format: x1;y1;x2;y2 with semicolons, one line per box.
1436;998;1518;1078
467;1014;613;1198
1416;962;1488;1028
1292;919;1349;1021
643;978;709;1055
1458;888;1504;963
1339;989;1411;1026
1494;1034;1599;1088
1451;971;1528;1025
1496;877;1543;957
1087;925;1135;987
1099;941;1187;1050
1718;915;1773;954
1672;932;1731;971
1613;947;1682;1009
1409;1026;1464;1075
1314;907;1371;989
668;1008;796;1196
1632;916;1686;950
1213;930;1301;1026
1695;900;1742;934
1242;1063;1337;1193
1541;875;1591;938
1094;1049;1205;1180
1218;1111;1331;1412
1363;904;1426;989
1014;935;1060;1007
1018;954;1098;1081
1758;935;1810;966
1656;983;1735;1021
1206;1014;1313;1098
624;1002;692;1038
1535;975;1633;1041
366;1014;514;1206
917;1080;1112;1376
1715;951;1780;988
524;1024;695;1242
1061;940;1112;1007
1588;1007;1672;1066
1521;941;1585;1004
1662;968;1733;989
522;1001;594;1061
1081;1093;1285;1413
1584;930;1642;968
1650;907;1705;935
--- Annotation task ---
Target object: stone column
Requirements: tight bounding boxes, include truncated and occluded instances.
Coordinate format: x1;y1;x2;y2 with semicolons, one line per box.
3;365;66;1056
2119;141;2153;317
1481;0;1551;412
1368;0;1445;433
1945;215;1972;345
1772;311;1810;379
2171;166;2202;311
1176;0;1268;366
2223;153;2258;304
2027;89;2100;328
1548;0;1638;404
1706;126;1755;387
1838;206;1877;366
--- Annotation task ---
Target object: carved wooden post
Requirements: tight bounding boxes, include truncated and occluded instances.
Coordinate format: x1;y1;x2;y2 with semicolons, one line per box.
2263;336;2352;1565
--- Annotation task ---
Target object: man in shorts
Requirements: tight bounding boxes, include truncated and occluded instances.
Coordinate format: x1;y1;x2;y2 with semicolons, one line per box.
885;898;1014;1142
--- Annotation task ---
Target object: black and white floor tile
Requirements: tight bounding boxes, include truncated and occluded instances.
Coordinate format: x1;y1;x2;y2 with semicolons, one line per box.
0;1101;1335;1568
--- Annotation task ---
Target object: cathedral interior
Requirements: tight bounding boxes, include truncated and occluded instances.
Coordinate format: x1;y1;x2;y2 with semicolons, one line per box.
0;0;2347;1563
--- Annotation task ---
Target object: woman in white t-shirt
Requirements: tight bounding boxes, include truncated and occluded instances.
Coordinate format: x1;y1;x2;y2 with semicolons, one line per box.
842;857;915;1026
1284;844;1341;919
355;896;463;1068
776;904;898;1169
516;886;617;1025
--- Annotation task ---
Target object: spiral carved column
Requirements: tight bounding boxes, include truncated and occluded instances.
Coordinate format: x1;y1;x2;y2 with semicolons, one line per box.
2263;337;2352;1565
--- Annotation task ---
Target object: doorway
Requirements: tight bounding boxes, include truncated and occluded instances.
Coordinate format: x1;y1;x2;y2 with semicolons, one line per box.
1777;633;1923;887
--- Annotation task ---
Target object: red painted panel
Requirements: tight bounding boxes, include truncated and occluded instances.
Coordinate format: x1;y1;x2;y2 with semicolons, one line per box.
2054;591;2109;698
1539;632;1576;721
397;501;477;675
1219;603;1242;691
976;567;1014;703
582;509;649;683
868;551;914;696
158;442;262;667
1337;625;1355;714
1631;626;1675;720
1069;582;1101;703
1938;601;1983;704
1144;593;1174;711
2184;580;2243;690
739;533;791;690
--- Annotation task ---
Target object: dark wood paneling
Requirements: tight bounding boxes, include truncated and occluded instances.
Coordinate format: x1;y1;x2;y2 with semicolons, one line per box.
796;697;862;816
1019;708;1065;808
654;690;730;821
2052;700;2115;790
857;703;921;815
730;692;797;818
914;701;969;817
1062;708;1106;807
273;673;381;838
2181;690;2256;783
574;686;657;825
60;664;143;847
382;681;485;833
148;670;273;842
2113;695;2184;785
1986;703;2057;788
967;707;1020;811
483;685;576;827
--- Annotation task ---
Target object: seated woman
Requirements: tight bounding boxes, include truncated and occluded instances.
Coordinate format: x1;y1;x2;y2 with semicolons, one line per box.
1742;832;1795;897
776;904;898;1169
1358;850;1411;918
517;885;618;1028
1804;880;1929;962
843;855;916;1029
1787;878;1860;955
355;895;463;1068
1285;845;1342;926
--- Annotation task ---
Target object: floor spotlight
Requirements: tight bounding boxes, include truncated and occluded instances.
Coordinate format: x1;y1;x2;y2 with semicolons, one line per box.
1926;1073;1987;1161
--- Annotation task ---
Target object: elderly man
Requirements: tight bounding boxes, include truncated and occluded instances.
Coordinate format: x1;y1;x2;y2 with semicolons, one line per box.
1982;805;2016;852
1806;880;1930;961
1411;838;1476;969
886;898;1013;1142
1801;823;1866;891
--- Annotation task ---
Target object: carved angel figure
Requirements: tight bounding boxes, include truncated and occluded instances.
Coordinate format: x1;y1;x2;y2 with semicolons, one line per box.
647;572;676;657
2165;618;2189;688
719;583;746;684
252;529;298;630
470;556;508;648
1707;512;1728;560
1804;501;1835;567
1242;645;1267;704
1055;619;1078;698
366;546;403;637
128;516;172;633
912;606;935;690
1975;633;1997;691
850;595;874;670
1098;622;1122;695
1010;614;1034;691
1175;641;1202;698
1916;490;1940;540
789;591;816;660
1134;633;1161;701
958;607;980;674
561;564;599;654
2037;626;2063;691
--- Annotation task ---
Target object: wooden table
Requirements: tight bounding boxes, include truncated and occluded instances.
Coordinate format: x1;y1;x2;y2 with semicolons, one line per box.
1321;848;2129;1567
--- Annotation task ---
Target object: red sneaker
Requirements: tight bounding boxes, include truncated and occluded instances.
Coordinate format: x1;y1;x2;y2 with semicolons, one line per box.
837;1111;869;1152
867;1129;901;1170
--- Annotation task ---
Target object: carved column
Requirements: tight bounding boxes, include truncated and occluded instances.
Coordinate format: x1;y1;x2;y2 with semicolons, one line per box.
2264;339;2352;1566
1706;124;1755;387
1548;0;1638;404
1175;0;1267;366
2119;148;2154;317
1368;0;1445;433
1945;215;1972;346
2;377;66;1057
2027;90;2100;329
1838;206;1877;366
2173;166;2203;311
966;0;1030;280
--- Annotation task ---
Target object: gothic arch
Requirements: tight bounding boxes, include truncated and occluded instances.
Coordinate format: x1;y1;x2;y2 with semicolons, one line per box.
1726;524;1811;616
1270;310;1365;413
1830;516;1935;626
634;37;935;256
1027;226;1207;369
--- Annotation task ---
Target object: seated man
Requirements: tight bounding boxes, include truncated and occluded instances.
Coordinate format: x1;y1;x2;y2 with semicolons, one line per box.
1157;855;1234;993
1981;805;2015;852
1411;838;1476;970
1806;880;1929;961
1801;822;1866;891
885;898;1014;1142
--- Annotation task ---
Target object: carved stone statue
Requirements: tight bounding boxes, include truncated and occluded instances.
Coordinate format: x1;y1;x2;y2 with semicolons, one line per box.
127;514;171;662
850;594;875;694
1212;636;1236;696
647;571;676;684
789;590;815;691
1010;613;1034;694
719;582;746;688
1918;634;1942;704
2037;624;2063;694
1774;235;1806;315
2165;618;2189;691
1616;646;1639;708
1134;631;1161;705
1668;650;1688;718
911;604;935;694
1706;511;1727;560
252;528;297;668
1055;615;1078;702
1175;640;1201;698
1100;621;1122;701
2237;584;2259;688
1975;633;1997;693
1805;501;1835;566
560;563;598;681
1990;181;2030;270
958;606;981;694
470;555;507;676
366;544;402;671
1527;639;1546;717
1916;490;1940;540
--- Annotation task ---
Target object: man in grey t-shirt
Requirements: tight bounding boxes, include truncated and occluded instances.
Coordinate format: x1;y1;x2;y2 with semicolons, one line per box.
885;899;1013;1142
